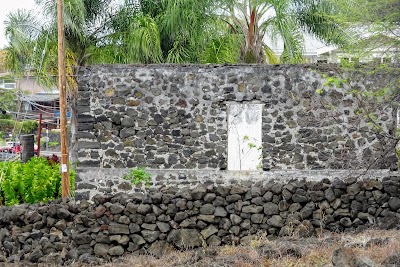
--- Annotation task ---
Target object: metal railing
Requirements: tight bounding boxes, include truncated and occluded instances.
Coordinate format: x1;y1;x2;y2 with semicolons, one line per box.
0;152;20;162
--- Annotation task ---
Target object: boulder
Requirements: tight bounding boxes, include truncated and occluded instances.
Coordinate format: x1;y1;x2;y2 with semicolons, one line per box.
201;225;218;239
267;215;284;228
94;243;110;257
264;203;279;215
242;205;263;214
200;204;216;215
108;246;124;256
388;197;400;211
167;229;202;249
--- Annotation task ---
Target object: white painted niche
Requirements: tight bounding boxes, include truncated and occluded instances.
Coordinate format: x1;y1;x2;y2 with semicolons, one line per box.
228;104;263;170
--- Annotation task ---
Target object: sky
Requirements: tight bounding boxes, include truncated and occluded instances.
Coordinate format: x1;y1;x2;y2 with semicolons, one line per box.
0;0;38;48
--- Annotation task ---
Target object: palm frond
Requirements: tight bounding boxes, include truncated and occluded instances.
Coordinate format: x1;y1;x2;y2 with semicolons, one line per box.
200;34;242;64
166;39;192;63
293;0;351;47
264;45;279;64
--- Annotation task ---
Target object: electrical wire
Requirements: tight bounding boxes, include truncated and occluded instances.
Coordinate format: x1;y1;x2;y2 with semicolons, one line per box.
6;112;67;122
21;103;58;115
20;99;60;110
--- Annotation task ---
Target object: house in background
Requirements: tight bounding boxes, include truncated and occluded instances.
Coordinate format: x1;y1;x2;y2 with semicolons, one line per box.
5;76;64;129
16;76;58;94
265;31;400;64
0;78;16;89
0;71;66;128
265;34;336;63
19;91;64;129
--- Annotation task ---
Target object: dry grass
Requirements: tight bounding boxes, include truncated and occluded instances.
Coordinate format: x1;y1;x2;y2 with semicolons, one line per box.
262;230;400;267
343;230;400;264
4;230;400;267
74;230;400;267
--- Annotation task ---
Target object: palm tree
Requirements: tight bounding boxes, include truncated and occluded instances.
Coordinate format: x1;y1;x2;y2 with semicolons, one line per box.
137;0;351;64
155;0;227;63
4;9;40;73
103;4;163;64
216;0;350;63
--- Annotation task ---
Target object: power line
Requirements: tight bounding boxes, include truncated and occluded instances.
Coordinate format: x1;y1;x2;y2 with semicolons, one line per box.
19;99;61;112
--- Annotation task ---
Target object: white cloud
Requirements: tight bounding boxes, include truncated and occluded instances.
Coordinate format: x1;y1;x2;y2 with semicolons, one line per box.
0;0;38;48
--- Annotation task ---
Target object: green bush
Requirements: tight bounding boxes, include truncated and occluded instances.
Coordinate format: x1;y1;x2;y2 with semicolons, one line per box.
0;119;38;133
21;120;39;133
0;157;75;206
123;167;151;187
39;137;59;148
0;119;15;130
48;141;59;148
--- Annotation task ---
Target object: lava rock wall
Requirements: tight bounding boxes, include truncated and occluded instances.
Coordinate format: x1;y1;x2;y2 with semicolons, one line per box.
1;177;399;263
77;64;398;170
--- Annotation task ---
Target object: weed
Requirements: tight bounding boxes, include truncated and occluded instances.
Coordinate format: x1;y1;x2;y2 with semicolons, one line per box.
123;167;151;187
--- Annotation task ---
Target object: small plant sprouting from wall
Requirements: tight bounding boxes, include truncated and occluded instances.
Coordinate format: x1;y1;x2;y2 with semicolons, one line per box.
228;104;263;171
240;135;263;170
123;167;151;187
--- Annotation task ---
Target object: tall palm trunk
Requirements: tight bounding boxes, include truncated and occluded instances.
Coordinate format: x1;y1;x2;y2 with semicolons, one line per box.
242;8;265;63
249;10;255;48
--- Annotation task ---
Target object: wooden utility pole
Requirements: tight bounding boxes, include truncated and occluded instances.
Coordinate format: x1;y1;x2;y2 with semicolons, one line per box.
57;0;70;198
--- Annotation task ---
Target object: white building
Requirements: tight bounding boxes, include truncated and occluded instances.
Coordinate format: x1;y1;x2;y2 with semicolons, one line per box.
265;31;400;64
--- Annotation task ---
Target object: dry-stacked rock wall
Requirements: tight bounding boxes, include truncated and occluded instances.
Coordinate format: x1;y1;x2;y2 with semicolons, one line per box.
1;177;399;263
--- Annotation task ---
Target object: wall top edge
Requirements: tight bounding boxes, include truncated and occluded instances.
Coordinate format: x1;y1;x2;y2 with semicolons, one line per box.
76;63;400;70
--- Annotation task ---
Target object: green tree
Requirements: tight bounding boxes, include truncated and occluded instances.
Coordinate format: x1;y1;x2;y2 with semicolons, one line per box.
333;0;400;60
0;50;7;73
215;0;350;63
138;0;352;63
0;89;17;119
115;0;240;64
158;0;224;63
97;4;163;64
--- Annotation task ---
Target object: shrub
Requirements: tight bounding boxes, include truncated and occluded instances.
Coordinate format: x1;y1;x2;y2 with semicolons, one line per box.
0;119;38;133
48;141;59;148
123;167;151;187
40;138;59;148
0;157;75;206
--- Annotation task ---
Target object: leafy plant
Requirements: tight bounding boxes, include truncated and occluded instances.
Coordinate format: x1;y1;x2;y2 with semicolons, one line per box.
0;157;75;206
0;119;38;133
48;141;59;148
123;167;151;187
0;89;17;119
40;137;59;148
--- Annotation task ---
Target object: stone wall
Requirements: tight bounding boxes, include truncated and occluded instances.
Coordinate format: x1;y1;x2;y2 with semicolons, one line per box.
75;168;397;200
1;177;399;264
77;64;399;171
